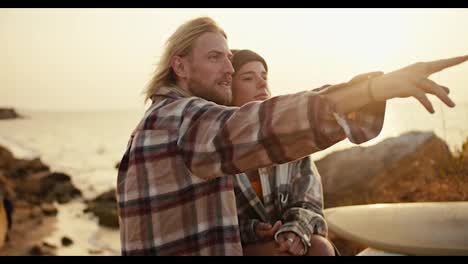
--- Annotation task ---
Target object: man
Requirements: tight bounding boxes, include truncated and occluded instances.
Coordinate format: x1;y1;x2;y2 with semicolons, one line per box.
116;16;466;255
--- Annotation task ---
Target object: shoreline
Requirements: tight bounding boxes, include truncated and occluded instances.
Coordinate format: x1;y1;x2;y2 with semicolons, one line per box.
0;142;120;256
0;136;40;161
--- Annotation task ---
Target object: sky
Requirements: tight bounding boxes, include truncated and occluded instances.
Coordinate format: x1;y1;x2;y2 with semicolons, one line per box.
1;8;468;111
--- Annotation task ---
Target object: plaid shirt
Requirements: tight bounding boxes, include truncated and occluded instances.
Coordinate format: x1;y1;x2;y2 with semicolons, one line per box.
234;157;328;246
117;75;385;255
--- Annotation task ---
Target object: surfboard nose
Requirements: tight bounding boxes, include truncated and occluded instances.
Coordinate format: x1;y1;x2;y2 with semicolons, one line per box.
324;202;468;256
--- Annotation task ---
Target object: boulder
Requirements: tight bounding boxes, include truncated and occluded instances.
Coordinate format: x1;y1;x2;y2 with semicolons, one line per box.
15;172;81;204
8;158;50;179
316;131;452;208
84;189;118;228
0;146;16;172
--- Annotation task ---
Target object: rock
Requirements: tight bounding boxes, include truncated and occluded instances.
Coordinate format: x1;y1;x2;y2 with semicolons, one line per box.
29;245;43;255
15;171;81;204
85;189;119;228
317;131;452;208
15;171;46;197
40;203;58;216
29;206;43;219
0;144;85;255
24;158;49;173
93;189;117;203
29;242;56;256
61;236;73;246
0;145;17;173
41;241;57;249
0;108;20;120
94;208;119;228
317;131;465;255
0;145;49;179
8;158;50;179
42;173;82;204
88;248;103;254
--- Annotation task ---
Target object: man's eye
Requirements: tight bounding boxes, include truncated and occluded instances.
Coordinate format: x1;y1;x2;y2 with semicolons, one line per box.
209;55;219;60
243;77;253;81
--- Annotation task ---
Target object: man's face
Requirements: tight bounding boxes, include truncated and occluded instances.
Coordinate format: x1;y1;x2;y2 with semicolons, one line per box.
186;32;234;105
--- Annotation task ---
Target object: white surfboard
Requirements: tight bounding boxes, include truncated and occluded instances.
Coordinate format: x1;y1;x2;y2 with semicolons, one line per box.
324;202;468;256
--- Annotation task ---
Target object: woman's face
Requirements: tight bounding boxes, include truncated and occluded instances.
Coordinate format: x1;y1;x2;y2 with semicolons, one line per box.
231;61;271;106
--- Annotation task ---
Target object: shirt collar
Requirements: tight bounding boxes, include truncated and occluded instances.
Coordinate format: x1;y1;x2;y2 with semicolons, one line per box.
152;85;193;101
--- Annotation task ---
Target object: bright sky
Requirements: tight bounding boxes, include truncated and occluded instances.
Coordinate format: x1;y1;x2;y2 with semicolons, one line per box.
1;8;468;111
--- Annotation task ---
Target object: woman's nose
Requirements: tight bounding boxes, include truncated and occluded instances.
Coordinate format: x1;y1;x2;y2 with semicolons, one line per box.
257;77;267;89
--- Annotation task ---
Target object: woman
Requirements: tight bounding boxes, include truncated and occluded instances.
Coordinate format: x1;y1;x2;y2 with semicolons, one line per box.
230;49;337;256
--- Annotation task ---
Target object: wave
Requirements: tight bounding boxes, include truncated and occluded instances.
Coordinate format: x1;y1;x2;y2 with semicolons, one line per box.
0;135;40;160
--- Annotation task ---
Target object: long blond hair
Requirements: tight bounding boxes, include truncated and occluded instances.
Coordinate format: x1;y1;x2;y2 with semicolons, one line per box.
144;17;227;102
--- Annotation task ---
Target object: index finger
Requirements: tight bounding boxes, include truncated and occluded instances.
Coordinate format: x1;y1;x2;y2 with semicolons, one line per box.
270;221;282;233
256;222;272;231
426;55;468;75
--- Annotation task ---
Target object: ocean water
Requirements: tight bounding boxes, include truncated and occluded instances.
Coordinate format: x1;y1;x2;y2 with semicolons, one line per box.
0;100;467;255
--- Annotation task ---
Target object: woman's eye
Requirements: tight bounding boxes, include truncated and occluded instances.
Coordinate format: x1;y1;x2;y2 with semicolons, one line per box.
243;77;253;81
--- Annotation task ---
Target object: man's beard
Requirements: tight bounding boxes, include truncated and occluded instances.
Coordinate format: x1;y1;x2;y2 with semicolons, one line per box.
188;78;232;106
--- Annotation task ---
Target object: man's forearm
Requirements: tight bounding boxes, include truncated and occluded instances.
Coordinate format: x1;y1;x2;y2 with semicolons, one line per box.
323;78;374;114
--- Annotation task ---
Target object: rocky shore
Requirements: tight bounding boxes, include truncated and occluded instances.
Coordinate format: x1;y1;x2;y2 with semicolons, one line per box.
0;145;82;255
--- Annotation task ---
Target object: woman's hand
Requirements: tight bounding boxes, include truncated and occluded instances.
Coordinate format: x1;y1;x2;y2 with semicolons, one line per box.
371;55;468;113
275;232;305;256
255;220;282;241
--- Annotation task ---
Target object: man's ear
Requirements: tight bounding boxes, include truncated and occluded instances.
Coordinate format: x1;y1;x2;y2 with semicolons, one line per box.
171;56;188;79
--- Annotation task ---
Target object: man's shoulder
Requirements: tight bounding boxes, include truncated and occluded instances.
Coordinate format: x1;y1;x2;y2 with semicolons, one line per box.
145;96;207;119
133;96;207;132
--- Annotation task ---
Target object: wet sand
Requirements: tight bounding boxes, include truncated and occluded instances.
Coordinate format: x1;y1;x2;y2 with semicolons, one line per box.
0;200;120;256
